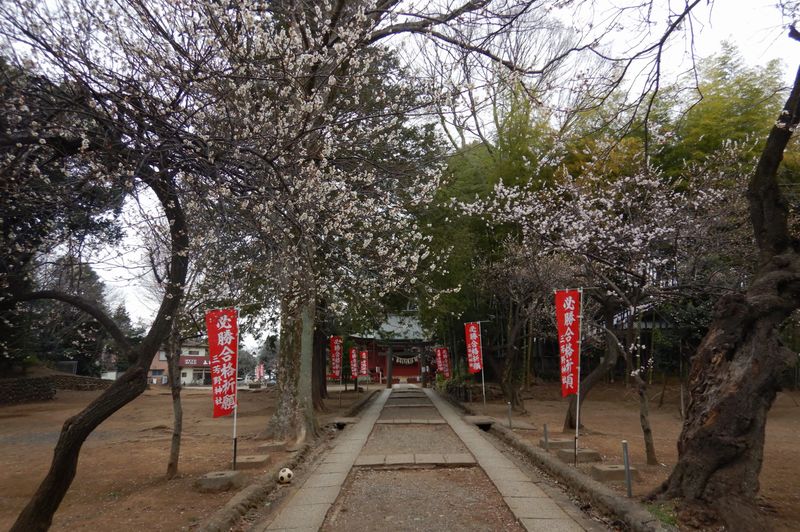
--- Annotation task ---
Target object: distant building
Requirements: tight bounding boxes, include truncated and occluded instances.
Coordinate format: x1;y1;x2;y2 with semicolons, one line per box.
148;339;211;385
349;314;433;383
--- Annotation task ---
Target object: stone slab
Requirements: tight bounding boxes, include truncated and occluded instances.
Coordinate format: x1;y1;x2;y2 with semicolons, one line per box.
266;502;331;530
493;480;542;498
538;438;575;451
444;453;476;465
506;497;569;519
520;518;585;532
235;454;271;469
506;419;536;430
556;448;602;463
384;454;415;465
383;403;433;408
414;453;445;464
354;454;385;466
590;464;640;482
194;470;244;493
292;486;341;505
303;471;348;488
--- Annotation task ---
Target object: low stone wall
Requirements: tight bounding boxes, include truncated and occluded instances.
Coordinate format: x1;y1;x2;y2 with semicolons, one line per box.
0;376;56;405
1;374;112;405
50;374;112;391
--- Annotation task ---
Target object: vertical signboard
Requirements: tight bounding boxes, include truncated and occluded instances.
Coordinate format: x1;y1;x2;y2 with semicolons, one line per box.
555;289;581;397
205;308;239;418
359;349;369;377
435;347;451;378
349;346;359;379
464;322;483;374
329;336;343;379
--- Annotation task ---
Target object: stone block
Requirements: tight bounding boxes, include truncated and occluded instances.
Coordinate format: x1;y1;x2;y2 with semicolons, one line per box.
538;438;575;451
556;448;602;463
414;453;445;465
384;454;414;465
590;464;639;482
194;470;244;493
235;454;271;469
354;454;385;466
444;453;476;465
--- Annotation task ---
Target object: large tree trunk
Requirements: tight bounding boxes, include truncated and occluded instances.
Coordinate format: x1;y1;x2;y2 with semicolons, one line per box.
634;372;658;465
267;295;318;443
653;62;800;530
501;306;527;412
10;173;188;532
165;328;183;479
311;324;328;412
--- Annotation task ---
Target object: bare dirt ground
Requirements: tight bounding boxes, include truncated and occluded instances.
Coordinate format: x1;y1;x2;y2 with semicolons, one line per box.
468;382;800;531
0;384;370;531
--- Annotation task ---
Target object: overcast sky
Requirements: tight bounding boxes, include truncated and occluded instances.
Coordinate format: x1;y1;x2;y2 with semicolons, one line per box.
96;0;799;333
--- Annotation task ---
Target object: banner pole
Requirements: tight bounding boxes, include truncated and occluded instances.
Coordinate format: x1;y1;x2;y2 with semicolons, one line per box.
233;308;240;471
575;288;584;464
480;322;486;407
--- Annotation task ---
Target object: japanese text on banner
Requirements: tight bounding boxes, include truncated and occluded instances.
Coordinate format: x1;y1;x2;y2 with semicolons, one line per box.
329;336;343;379
359;350;369;377
349;347;358;379
554;290;581;397
435;347;451;378
464;322;483;374
205;308;239;418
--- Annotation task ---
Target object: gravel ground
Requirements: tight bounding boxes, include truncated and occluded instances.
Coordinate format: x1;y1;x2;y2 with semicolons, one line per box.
361;424;468;454
378;406;442;421
322;468;524;532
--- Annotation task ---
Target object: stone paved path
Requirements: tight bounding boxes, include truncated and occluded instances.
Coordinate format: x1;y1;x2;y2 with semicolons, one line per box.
250;386;605;531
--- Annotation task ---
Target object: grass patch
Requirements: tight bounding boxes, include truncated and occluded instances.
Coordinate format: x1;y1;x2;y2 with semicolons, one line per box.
645;501;678;527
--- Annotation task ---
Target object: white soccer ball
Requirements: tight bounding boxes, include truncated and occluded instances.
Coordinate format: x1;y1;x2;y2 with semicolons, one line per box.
278;467;294;484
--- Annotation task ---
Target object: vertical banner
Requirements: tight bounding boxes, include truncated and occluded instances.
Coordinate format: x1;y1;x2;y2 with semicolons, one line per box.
555;289;581;397
435;347;451;378
329;336;343;379
256;363;264;381
464;322;483;374
440;347;451;378
359;350;369;377
205;308;239;418
349;347;358;379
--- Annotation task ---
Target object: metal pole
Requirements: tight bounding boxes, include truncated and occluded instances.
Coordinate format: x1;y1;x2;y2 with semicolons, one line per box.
233;308;240;471
480;322;486;407
622;440;632;497
507;402;512;429
575;288;584;462
543;423;549;451
232;404;238;470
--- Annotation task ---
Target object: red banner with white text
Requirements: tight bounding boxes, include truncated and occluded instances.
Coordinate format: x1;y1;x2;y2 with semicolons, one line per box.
435;347;451;378
329;336;343;379
555;289;581;397
464;322;483;374
359;350;369;377
205;308;239;417
349;347;358;379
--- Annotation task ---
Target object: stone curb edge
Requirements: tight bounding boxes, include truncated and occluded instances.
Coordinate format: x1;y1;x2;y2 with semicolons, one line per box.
199;390;380;532
435;390;674;532
198;442;312;532
490;424;674;532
